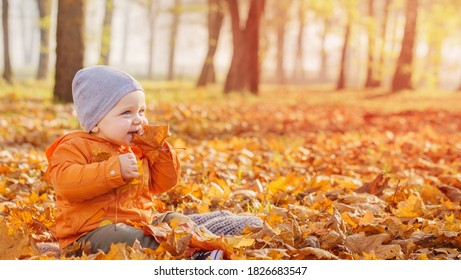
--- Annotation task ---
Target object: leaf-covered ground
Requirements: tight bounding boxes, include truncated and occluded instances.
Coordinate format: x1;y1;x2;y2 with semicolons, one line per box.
1;88;461;260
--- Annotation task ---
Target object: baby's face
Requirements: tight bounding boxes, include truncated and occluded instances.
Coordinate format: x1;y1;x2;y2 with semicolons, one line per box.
91;90;148;146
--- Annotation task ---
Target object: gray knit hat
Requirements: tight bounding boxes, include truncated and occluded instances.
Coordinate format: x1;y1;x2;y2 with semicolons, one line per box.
72;65;144;132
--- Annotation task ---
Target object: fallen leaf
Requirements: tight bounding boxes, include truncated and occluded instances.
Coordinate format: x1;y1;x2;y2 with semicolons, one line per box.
355;173;389;196
392;193;426;218
290;247;339;260
0;219;40;259
437;185;461;202
133;125;171;152
345;232;391;255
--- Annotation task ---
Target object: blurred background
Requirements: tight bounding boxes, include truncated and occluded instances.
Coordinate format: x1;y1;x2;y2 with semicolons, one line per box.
2;0;461;98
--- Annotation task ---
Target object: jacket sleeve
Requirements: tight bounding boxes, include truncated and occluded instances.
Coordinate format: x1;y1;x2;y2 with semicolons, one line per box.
48;142;126;203
147;141;181;194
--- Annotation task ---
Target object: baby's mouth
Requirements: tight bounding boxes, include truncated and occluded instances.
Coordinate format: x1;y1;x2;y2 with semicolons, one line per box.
128;131;136;140
128;130;141;141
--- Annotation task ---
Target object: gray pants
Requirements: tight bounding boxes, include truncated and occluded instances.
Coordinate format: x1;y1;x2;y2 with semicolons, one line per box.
70;212;187;256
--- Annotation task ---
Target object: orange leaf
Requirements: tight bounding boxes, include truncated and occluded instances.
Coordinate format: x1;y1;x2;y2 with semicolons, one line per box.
133;125;171;151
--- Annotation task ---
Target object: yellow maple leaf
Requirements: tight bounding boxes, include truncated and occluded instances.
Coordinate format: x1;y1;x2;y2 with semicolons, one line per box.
341;212;358;228
362;251;381;260
392;193;425;218
360;210;376;224
418;253;429;260
225;236;255;248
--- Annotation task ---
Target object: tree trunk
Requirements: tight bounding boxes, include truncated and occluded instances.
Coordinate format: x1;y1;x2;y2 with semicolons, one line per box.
36;0;51;80
246;0;264;94
391;0;418;92
99;0;114;65
337;15;351;90
224;0;264;95
196;0;224;87
224;0;247;93
275;1;289;84
121;2;130;65
167;0;181;80
145;0;160;79
364;0;379;88
53;0;85;103
376;0;391;86
19;3;34;65
318;18;330;82
292;0;306;83
146;0;157;79
2;0;12;83
423;40;442;88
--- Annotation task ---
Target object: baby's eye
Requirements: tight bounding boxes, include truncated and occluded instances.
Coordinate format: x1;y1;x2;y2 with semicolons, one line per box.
139;109;145;114
122;110;131;115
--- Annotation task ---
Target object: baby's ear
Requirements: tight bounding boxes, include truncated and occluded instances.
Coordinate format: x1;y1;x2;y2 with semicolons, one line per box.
91;126;100;133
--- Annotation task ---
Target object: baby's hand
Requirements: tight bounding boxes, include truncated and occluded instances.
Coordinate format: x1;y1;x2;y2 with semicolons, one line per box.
118;153;139;180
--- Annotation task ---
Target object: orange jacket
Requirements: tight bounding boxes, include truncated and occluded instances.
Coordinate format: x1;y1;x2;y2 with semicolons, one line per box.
45;131;180;249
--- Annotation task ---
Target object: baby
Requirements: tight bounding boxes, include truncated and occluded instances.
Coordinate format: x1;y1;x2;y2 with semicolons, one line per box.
46;65;182;255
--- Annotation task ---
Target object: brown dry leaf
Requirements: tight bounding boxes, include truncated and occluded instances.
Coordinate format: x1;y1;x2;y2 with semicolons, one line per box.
355;173;389;196
373;244;403;259
250;222;281;241
144;222;172;241
163;230;192;256
320;230;345;249
326;207;347;235
245;248;289;260
345;232;391;256
338;192;387;215
290;247;339;260
437;185;461;202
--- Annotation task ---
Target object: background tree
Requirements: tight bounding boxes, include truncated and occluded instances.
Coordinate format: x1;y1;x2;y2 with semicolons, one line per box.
274;1;290;84
375;0;391;87
135;0;159;79
364;0;379;88
2;0;13;83
391;0;418;92
7;0;461;93
53;0;85;103
310;0;334;83
99;0;114;65
120;1;131;65
336;7;352;90
167;0;181;80
19;0;34;67
416;0;458;89
224;0;265;95
196;0;224;87
292;0;307;83
36;0;51;80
